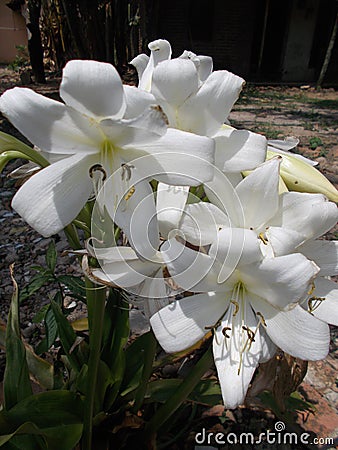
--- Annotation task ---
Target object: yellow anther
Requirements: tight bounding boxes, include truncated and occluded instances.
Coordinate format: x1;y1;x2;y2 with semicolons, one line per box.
230;300;239;317
307;281;315;296
242;325;255;343
89;164;107;181
308;296;325;314
124;186;135;201
258;232;268;245
121;163;134;181
256;311;267;327
222;326;231;338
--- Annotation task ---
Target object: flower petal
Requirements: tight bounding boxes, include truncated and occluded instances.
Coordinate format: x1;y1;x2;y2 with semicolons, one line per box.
179;70;245;136
266;226;306;256
60;60;126;119
179;202;229;246
108;177;160;261
298;240;338;276
129;53;149;82
92;253;160;288
307;277;338;325
213;302;261;409
235;157;281;230
209;228;263;282
204;170;244;226
271;192;338;240
179;51;213;82
214;128;267;173
0;88;102;154
100;105;168;147
150;292;227;353
12;153;97;236
156;182;189;239
123;85;157;119
251;295;329;360
152;58;199;107
241;253;319;310
138;39;172;91
141;269;170;318
136;129;215;186
161;239;231;293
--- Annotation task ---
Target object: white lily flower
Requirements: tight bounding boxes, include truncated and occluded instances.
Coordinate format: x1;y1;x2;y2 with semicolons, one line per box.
150;237;327;409
0;59;214;237
294;239;338;326
179;158;338;266
131;40;267;175
90;181;190;316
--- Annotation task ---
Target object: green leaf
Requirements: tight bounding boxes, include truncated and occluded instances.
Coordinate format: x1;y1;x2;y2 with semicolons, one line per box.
0;131;49;168
36;305;58;354
4;266;32;410
0;321;53;391
188;379;222;405
57;275;86;300
32;304;49;324
100;289;129;410
145;379;221;406
19;274;53;303
50;301;84;372
120;331;154;397
45;240;57;274
0;391;83;450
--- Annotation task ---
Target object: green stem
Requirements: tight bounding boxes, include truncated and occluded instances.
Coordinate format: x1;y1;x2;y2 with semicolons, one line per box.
64;224;82;250
144;346;213;438
132;331;158;413
0;131;50;168
82;278;107;450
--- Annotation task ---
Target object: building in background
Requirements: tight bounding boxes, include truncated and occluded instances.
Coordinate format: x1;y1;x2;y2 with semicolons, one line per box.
0;0;27;63
155;0;338;84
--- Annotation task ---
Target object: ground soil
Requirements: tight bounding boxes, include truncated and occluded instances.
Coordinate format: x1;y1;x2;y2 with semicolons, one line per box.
0;66;337;449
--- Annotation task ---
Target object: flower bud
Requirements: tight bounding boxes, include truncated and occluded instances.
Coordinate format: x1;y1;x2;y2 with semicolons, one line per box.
267;149;338;202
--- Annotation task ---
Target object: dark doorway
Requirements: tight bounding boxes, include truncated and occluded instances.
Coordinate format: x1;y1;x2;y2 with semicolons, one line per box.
250;0;292;80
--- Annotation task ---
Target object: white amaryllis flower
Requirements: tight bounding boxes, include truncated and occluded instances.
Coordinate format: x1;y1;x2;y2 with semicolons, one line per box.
131;40;267;177
0;59;214;237
89;181;189;316
298;239;338;325
179;158;338;270
150;236;328;409
150;158;336;407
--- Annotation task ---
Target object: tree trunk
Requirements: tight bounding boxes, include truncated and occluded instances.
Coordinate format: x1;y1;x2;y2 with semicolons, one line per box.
317;11;338;89
27;0;46;83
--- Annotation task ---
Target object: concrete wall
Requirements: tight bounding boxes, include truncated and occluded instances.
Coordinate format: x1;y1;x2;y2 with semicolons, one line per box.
282;0;319;81
0;0;28;63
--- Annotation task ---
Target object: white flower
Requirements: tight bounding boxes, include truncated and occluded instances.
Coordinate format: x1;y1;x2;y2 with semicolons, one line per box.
89;181;189;316
179;158;338;267
0;59;214;237
150;236;327;409
131;40;267;176
298;239;338;325
149;157;336;408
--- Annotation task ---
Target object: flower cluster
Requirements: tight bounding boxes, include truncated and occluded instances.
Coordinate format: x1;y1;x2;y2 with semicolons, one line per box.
1;39;337;410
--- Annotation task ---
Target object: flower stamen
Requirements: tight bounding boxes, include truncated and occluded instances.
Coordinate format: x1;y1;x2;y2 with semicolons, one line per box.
124;186;135;201
121;163;135;181
308;296;325;314
230;300;239;317
258;232;268;245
